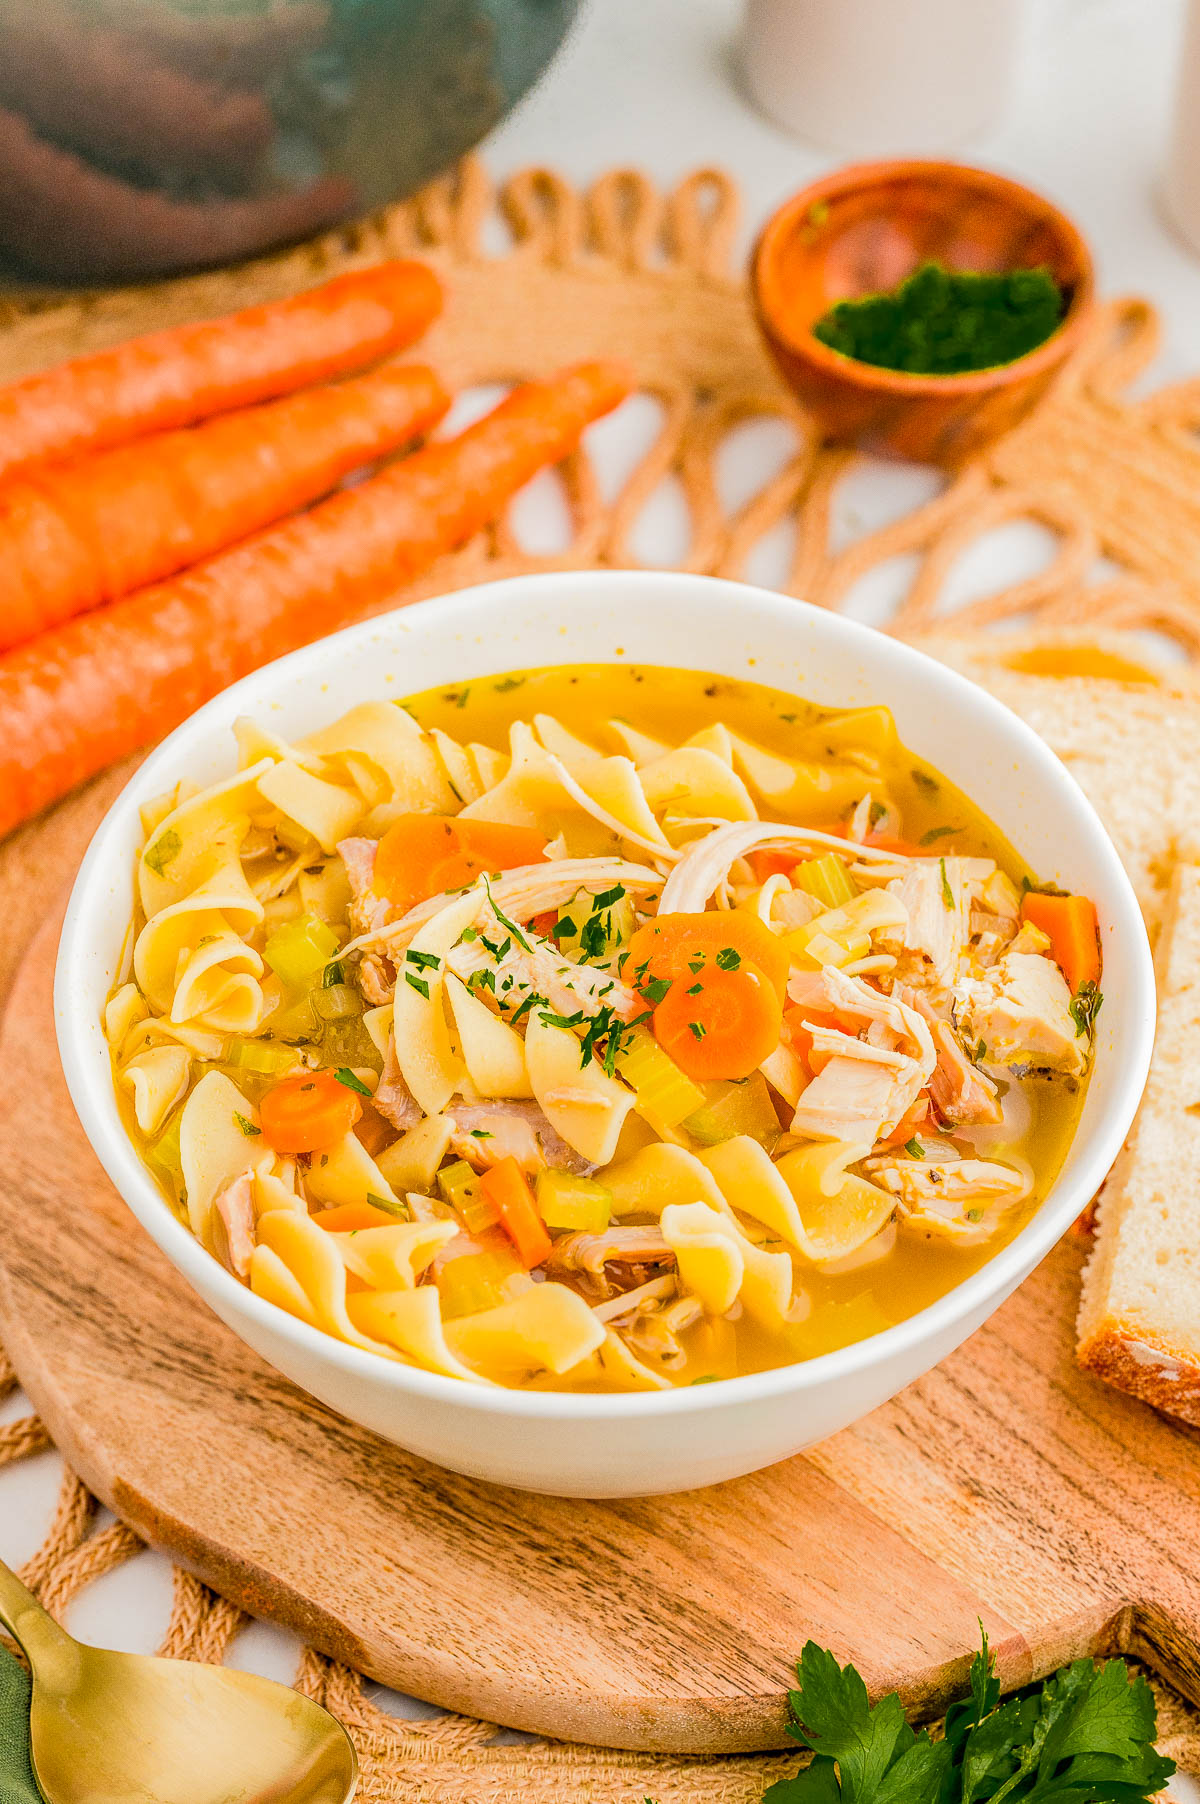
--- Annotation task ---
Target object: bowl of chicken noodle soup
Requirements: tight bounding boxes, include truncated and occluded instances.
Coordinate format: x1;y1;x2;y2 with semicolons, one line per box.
58;572;1154;1496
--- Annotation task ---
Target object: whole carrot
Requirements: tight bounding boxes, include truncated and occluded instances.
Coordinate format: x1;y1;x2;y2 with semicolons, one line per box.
0;251;442;479
0;360;633;838
0;364;450;654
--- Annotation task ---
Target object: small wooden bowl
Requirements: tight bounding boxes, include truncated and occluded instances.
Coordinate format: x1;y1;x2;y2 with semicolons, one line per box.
751;160;1095;464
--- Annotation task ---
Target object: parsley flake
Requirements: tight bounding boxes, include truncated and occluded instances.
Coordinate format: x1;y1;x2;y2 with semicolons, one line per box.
335;1068;372;1097
904;1138;924;1159
405;972;430;998
688;1021;707;1040
715;947;741;971
233;1113;261;1137
143;829;181;876
1069;978;1103;1038
939;857;955;910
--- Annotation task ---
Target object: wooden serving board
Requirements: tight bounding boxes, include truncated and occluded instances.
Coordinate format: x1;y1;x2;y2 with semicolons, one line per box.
1;798;1200;1755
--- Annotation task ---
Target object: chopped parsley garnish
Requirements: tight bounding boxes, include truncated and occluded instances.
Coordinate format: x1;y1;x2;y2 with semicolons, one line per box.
592;884;626;909
550;917;577;942
406;949;441;970
404;972;430;998
687;957;705;975
468;1128;494;1139
233;1113;260;1137
143;829;182;875
939;857;955;910
715;947;741;971
493;675;526;693
765;1627;1174;1804
687;981;703;996
974;1039;988;1063
507;992;542;1023
688;1021;707;1040
640;975;672;1006
1069;978;1103;1038
456;687;470;709
322;961;346;988
466;969;495;994
910;768;939;794
964;1207;984;1223
919;825;958;845
334;1068;373;1096
460;926;479;942
904;1138;924;1159
367;1192;412;1220
483;879;533;952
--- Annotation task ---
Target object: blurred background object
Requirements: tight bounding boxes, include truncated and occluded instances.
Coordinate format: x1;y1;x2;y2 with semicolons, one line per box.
1166;0;1200;257
742;0;1026;154
0;0;581;283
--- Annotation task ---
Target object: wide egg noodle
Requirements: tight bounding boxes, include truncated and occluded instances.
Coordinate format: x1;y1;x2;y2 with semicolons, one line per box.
255;760;365;854
250;1210;403;1358
445;972;534;1100
389;889;482;1116
303;1129;407;1213
444;1284;606;1380
603;1143;733;1221
773;1140;898;1263
299;701;459;814
178;1070;270;1243
523;1012;634;1165
661;1200;796;1332
347;1287;493;1384
659;1202;744;1314
119;1044;190;1136
638;747;756;829
328;1219;457;1291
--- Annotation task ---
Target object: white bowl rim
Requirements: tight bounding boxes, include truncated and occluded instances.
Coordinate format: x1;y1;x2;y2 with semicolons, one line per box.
56;570;1156;1423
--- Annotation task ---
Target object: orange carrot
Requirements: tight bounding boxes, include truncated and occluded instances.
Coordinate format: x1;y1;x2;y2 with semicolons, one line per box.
259;1069;362;1156
0;260;443;481
0;360;632;839
0;364;449;654
373;815;547;913
479;1157;552;1270
1020;891;1100;993
654;961;783;1082
624;910;790;1001
314;1200;397;1233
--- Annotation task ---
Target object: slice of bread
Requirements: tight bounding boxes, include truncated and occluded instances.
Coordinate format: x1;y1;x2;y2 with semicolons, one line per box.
909;629;1200;942
1076;860;1200;1421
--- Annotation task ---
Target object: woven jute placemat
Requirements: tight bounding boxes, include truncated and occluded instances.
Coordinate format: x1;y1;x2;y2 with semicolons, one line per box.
4;156;1200;1797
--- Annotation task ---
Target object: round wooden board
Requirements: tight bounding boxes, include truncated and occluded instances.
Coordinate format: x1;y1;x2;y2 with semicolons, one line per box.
4;866;1200;1752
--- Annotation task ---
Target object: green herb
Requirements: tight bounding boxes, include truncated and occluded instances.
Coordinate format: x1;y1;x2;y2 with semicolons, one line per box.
690;1375;719;1385
716;947;741;971
334;1068;372;1097
965;1208;984;1223
493;675;526;693
904;1139;924;1159
911;769;939;794
143;829;182;876
483;878;533;952
764;1629;1173;1804
813;261;1065;377
233;1113;261;1137
687;982;704;996
940;858;955;911
405;972;430;999
688;1021;707;1040
919;825;958;846
366;1192;412;1220
456;687;470;709
780;712;798;724
322;961;346;988
1069;979;1103;1039
460;927;479;942
406;949;441;971
640;976;672;1006
687;957;705;975
974;1039;988;1063
593;884;626;909
507;992;543;1024
469;1128;493;1139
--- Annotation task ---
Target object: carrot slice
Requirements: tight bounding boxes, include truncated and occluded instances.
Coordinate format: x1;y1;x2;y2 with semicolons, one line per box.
0;360;632;840
374;816;548;913
0;260;443;481
479;1156;552;1270
1020;892;1100;993
0;364;449;655
653;961;783;1082
259;1069;362;1156
314;1200;396;1233
748;849;800;883
624;910;789;1002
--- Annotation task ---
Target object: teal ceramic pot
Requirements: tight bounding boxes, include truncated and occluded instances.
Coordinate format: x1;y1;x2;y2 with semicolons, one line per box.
0;0;581;283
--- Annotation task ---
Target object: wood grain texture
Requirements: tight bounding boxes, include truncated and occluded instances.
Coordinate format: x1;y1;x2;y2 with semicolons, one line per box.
1;780;1200;1753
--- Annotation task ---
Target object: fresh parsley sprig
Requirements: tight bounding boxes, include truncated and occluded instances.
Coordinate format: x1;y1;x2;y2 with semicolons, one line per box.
763;1630;1173;1804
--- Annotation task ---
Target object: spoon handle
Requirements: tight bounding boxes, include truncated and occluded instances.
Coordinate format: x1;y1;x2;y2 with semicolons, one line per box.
0;1557;76;1665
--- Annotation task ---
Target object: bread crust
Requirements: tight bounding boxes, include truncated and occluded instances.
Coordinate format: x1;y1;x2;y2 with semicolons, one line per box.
1078;1326;1200;1425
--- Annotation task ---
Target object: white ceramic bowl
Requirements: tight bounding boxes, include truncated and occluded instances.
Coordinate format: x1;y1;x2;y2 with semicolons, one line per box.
56;572;1155;1498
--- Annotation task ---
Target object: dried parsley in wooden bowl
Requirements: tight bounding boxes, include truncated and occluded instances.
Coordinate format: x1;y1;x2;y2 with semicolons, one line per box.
812;261;1066;376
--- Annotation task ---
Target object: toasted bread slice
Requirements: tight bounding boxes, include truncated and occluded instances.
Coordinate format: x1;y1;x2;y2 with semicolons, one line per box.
909;630;1200;940
1076;860;1200;1422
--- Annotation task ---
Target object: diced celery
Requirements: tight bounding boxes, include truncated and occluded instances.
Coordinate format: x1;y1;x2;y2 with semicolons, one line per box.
535;1170;613;1233
438;1245;524;1319
793;853;857;910
261;892;305;934
438;1158;499;1234
615;1026;705;1130
225;1039;300;1076
376;1116;453;1193
312;983;363;1021
786;890;904;969
263;913;340;990
683;1072;781;1152
268;995;317;1043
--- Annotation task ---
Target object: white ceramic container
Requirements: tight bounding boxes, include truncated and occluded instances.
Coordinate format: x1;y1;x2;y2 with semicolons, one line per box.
1165;0;1200;259
742;0;1025;155
56;572;1154;1498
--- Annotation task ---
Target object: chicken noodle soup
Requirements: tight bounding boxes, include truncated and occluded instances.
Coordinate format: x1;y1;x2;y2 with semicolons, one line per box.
107;665;1100;1391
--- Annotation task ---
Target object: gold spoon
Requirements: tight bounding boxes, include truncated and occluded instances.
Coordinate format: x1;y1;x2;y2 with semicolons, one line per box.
0;1556;357;1804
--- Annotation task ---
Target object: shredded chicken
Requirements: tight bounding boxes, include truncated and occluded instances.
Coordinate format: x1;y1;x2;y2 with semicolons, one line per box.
898;984;1000;1127
374;1034;422;1133
546;1226;676;1299
359;859;664;957
791;1047;926;1145
337;836;389;938
448;907;641;1024
880;857;992;989
210;1171;256;1281
954;950;1086;1077
447;1100;594;1175
864;1150;1028;1245
658;819;907;915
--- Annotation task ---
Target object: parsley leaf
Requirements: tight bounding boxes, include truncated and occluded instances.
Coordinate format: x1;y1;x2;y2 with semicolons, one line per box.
405;972;430;998
640;976;672;1006
334;1067;372;1097
904;1139;924;1159
143;828;181;876
233;1112;260;1137
716;947;741;971
939;857;955;911
322;961;346;988
1069;979;1102;1039
919;825;958;846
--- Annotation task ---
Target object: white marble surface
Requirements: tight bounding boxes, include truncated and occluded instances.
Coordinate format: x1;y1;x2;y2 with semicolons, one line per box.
3;0;1199;1781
